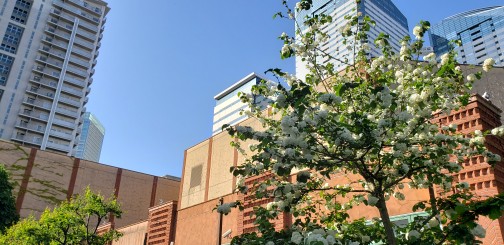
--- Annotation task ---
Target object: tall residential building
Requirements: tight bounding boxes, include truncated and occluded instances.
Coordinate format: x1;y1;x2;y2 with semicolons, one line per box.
212;73;270;135
0;0;109;156
74;112;104;162
295;0;409;78
429;6;504;66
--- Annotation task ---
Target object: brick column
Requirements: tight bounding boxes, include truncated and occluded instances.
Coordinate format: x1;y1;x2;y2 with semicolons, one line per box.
434;95;504;244
146;201;178;245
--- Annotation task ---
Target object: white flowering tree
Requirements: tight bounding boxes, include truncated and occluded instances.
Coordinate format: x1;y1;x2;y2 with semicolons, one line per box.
219;0;504;244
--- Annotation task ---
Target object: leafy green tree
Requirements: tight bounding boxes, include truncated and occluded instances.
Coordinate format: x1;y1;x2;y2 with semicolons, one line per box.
218;1;504;244
0;187;122;245
0;164;19;233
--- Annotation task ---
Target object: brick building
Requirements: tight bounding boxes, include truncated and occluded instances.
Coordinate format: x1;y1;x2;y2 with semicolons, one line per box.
174;93;504;245
0;140;180;230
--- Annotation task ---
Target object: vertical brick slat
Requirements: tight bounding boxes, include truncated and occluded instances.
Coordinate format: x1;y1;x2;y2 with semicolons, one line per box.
16;148;37;213
204;138;213;201
109;168;122;227
177;150;187;210
150;176;158;207
66;158;80;200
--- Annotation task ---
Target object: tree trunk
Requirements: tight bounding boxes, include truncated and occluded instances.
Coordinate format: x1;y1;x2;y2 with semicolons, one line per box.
376;196;396;245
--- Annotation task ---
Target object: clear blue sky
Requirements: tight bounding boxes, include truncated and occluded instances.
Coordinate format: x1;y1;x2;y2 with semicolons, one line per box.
88;1;503;177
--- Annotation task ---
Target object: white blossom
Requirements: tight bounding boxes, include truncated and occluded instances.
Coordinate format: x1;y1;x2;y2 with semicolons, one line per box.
466;74;476;82
423;52;436;62
483;58;495;72
440;53;449;65
413;26;422;39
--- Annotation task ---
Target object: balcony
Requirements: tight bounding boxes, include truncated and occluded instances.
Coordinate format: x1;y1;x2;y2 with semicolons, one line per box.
33;65;61;79
50;129;73;140
54;0;103;24
18;110;49;122
73;38;94;50
56;107;79;118
23;98;52;110
76;29;96;41
67;0;103;15
46;141;71;152
42;35;68;51
50;8;75;23
86;87;91;95
36;56;63;69
30;76;58;89
26;87;55;99
52;118;76;129
59;96;81;107
61;86;84;97
44;26;71;40
66;66;88;77
48;18;74;32
39;45;66;58
78;20;99;33
15;122;46;133
64;76;86;88
11;134;43;146
71;48;92;59
69;57;89;68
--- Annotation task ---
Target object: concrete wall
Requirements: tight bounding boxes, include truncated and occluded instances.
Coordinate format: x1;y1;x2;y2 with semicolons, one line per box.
0;140;180;228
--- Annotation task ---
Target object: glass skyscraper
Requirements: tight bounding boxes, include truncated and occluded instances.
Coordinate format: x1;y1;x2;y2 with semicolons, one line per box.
429;6;504;66
295;0;409;78
74;112;104;162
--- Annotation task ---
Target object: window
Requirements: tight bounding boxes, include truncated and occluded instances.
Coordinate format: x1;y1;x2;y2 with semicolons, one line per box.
11;0;32;24
6;24;24;36
12;7;28;17
3;34;19;46
0;54;14;64
0;89;3;102
0;44;16;54
0;54;14;86
10;16;26;24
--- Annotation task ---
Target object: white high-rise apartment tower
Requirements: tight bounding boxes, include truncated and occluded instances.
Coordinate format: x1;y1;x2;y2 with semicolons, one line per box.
295;0;409;78
0;0;109;155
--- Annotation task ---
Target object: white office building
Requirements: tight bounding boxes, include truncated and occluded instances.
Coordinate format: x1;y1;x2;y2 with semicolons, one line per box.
0;0;109;155
212;73;270;135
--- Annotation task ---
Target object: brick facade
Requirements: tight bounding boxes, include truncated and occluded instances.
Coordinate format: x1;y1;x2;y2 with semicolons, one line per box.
174;94;504;245
146;201;178;245
432;95;504;244
0;140;180;229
